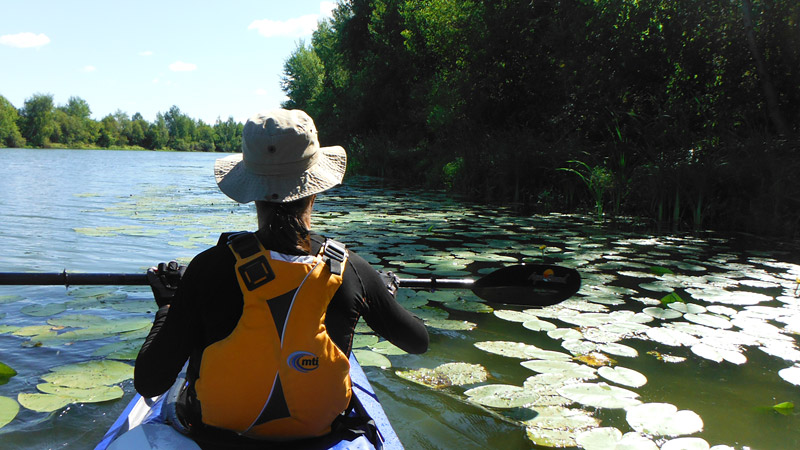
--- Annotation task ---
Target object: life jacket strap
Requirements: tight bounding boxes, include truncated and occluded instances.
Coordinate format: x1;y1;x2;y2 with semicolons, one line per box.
322;239;347;276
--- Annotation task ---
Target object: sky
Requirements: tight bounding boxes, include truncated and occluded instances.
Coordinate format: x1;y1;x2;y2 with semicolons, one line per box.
0;1;337;124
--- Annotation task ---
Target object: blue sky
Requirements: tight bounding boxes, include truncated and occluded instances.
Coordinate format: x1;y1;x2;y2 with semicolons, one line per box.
0;1;337;124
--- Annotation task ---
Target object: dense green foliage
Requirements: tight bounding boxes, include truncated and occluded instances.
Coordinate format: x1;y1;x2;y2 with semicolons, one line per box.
282;0;799;236
0;93;243;153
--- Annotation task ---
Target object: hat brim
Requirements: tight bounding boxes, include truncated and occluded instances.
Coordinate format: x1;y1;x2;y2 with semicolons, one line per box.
214;145;347;203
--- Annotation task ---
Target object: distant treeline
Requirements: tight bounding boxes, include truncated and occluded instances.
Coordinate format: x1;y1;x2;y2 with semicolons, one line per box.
0;94;242;152
280;0;800;237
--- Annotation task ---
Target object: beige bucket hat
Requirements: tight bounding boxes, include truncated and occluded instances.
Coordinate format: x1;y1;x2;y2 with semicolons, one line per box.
214;109;347;203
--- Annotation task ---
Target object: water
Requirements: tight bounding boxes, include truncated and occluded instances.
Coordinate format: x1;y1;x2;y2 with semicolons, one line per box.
1;148;799;449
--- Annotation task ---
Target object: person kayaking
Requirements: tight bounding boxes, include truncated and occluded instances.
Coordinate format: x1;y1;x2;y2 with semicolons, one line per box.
134;109;429;444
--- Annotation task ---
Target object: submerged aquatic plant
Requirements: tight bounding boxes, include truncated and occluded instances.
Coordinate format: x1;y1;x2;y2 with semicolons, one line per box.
772;401;794;416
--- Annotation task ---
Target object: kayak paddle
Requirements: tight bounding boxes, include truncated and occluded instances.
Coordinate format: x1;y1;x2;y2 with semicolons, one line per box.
0;264;580;307
398;264;580;306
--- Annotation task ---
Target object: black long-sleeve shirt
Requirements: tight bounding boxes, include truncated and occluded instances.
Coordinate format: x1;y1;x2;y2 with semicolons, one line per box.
134;233;428;398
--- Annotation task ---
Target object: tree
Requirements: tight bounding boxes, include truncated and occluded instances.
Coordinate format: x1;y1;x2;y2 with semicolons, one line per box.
164;105;195;150
0;95;25;147
213;116;243;152
62;96;91;119
281;41;325;113
145;113;169;149
98;112;127;147
55;96;96;145
19;93;55;147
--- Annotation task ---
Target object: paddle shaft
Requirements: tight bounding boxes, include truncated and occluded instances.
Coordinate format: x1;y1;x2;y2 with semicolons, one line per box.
0;272;148;286
0;272;475;289
0;264;580;306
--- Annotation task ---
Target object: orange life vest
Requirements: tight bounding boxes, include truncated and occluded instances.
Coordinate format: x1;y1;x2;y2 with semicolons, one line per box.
195;232;352;439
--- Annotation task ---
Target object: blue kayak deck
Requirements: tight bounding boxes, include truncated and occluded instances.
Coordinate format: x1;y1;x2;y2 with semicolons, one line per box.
96;354;402;449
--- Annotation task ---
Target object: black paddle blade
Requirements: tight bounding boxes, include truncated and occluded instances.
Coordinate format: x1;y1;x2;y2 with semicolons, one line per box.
471;264;581;306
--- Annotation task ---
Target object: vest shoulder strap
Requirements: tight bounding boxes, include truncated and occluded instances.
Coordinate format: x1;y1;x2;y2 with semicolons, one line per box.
227;232;262;260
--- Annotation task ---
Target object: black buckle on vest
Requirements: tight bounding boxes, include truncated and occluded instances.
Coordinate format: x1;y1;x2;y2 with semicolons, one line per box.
228;233;275;290
323;239;347;276
239;256;275;291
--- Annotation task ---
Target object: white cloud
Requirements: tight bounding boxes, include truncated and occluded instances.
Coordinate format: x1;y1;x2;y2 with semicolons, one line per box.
319;2;337;17
169;61;197;72
0;32;50;48
248;3;337;38
255;88;267;95
83;65;96;72
139;50;153;56
248;14;319;38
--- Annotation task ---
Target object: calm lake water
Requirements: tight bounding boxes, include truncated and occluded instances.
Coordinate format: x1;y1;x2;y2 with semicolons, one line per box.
1;148;799;449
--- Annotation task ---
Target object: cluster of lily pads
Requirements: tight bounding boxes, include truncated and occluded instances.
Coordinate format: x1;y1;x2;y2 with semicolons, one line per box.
2;176;799;449
0;287;152;430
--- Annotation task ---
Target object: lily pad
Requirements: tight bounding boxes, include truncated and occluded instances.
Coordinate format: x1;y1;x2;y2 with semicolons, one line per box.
352;334;380;349
412;306;449;321
547;328;582;341
0;396;19;429
576;427;658;450
668;303;707;314
34;317;152;345
523;319;558;332
598;343;639;358
464;384;540;408
0;295;24;304
643;327;699;347
0;325;20;334
557;382;642;409
423;318;477;331
521;360;597;379
643;307;683;320
41;360;133;389
395;362;488;388
494;310;540;323
441;299;493;313
625;402;704;436
597;366;647;388
110;300;157;314
20;302;67;317
475;341;545;359
13;325;54;337
526;427;577;448
353;349;392;368
17;393;73;413
522;406;599;431
684;313;733;329
93;340;144;360
36;383;123;402
369;340;407;356
48;314;109;328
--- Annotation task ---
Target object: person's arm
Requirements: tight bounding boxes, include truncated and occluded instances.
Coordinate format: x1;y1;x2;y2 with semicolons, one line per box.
133;267;196;398
349;252;429;354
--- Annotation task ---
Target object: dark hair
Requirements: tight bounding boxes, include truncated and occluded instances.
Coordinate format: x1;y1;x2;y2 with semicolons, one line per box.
255;197;313;255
